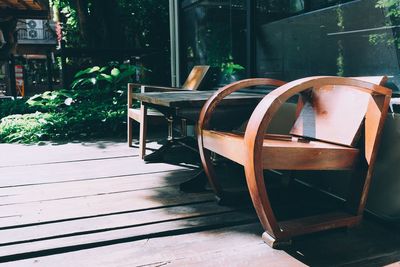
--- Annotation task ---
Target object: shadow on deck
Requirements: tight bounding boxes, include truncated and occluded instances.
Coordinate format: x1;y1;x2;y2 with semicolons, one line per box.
0;140;399;266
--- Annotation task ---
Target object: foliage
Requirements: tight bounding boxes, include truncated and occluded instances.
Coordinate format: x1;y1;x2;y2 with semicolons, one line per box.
0;63;141;143
117;0;169;50
0;98;34;119
370;0;400;50
336;6;345;76
220;56;245;84
26;90;74;112
376;0;400;18
50;0;169;51
0;112;53;143
49;0;170;89
50;0;81;47
71;63;139;91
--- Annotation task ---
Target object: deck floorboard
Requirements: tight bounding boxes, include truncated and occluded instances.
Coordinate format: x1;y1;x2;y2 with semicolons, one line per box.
0;140;399;266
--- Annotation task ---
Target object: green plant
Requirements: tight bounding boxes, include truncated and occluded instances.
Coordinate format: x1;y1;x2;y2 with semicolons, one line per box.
26;90;74;112
376;0;400;18
71;63;140;91
370;0;400;50
220;56;245;83
0;98;35;119
0;62;144;143
0;112;54;143
50;0;169;50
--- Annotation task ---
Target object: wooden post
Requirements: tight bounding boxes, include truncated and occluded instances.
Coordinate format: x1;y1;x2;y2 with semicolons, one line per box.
46;51;53;90
60;41;67;88
169;0;180;86
246;0;256;78
9;54;16;98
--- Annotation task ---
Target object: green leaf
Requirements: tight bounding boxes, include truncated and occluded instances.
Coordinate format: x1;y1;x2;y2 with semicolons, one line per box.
56;90;74;98
41;91;53;100
74;66;101;79
64;98;74;106
26;99;42;107
71;78;85;89
115;68;136;82
98;73;113;83
72;77;97;89
119;64;129;70
99;66;108;72
111;68;121;77
89;77;97;85
231;64;245;70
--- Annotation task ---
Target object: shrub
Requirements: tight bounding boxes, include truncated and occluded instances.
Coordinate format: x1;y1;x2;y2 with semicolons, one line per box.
26;90;74;113
0;63;142;143
0;98;35;119
0;112;53;143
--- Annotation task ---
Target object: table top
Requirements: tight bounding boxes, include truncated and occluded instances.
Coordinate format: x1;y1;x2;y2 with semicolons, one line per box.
131;90;266;108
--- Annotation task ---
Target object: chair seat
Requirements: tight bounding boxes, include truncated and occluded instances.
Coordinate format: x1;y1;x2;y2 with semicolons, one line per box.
202;130;359;170
128;108;163;122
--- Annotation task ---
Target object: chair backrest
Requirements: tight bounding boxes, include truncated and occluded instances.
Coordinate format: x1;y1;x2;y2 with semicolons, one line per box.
290;76;388;147
181;65;210;90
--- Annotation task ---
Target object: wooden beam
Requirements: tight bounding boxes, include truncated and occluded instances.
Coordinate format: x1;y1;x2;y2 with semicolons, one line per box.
34;0;48;10
2;0;15;9
55;47;157;57
17;0;32;10
0;0;48;16
0;8;49;19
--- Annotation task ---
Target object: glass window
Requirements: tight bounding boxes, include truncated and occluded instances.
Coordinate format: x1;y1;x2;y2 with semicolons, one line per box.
255;0;400;90
180;0;246;85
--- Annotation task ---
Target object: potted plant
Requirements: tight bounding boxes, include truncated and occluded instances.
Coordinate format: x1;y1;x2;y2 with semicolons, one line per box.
219;56;245;86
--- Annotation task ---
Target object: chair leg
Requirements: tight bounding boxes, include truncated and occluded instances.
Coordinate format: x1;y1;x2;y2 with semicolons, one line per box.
139;105;148;159
128;116;133;147
244;151;287;245
198;145;224;199
345;158;371;216
166;116;174;140
262;232;292;249
180;118;187;137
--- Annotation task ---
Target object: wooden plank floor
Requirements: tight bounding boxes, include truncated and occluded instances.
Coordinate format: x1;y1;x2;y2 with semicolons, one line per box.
0;139;399;266
0;140;303;266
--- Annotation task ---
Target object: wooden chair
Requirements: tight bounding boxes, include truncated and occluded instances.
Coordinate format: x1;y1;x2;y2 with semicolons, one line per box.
197;76;391;248
128;65;210;159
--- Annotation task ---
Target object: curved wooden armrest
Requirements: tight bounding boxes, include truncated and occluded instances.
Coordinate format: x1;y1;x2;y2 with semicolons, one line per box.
243;76;392;152
198;78;286;132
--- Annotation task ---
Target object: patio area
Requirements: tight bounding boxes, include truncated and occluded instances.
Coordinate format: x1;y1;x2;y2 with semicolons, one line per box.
0;138;400;266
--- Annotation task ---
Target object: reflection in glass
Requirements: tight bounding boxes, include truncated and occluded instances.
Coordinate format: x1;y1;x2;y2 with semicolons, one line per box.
256;0;400;90
181;0;246;85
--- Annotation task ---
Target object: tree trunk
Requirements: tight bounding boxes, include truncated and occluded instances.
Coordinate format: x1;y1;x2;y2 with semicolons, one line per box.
74;0;89;45
0;18;17;59
0;18;17;96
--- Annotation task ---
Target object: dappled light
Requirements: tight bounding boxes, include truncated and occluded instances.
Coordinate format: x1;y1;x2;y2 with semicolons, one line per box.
1;0;400;265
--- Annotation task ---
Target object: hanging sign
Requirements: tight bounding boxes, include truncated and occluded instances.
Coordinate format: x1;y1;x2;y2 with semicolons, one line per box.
15;65;24;97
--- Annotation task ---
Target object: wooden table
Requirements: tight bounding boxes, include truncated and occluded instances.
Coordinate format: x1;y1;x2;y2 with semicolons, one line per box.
131;90;267;192
131;90;265;121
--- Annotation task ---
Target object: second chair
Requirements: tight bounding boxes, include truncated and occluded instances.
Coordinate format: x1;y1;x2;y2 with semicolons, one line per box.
128;65;210;159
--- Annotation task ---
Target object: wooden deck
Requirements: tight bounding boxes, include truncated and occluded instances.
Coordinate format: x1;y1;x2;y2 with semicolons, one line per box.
0;139;399;266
